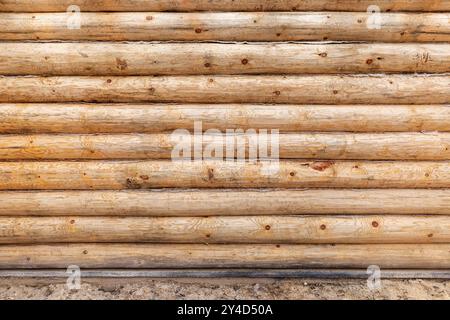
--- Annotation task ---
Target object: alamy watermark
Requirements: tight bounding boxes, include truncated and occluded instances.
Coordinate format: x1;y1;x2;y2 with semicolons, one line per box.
170;121;280;175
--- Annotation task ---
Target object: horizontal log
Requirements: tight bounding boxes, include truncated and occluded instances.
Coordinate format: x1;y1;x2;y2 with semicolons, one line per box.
0;216;448;244
1;43;449;75
0;160;449;190
1;104;449;133
2;1;448;12
0;244;448;268
0;76;448;104
1;132;449;160
0;189;449;216
0;12;449;42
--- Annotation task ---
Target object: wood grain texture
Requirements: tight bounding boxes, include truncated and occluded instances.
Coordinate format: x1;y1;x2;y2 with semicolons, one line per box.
0;189;449;216
1;104;449;134
0;160;450;190
1;0;448;12
0;244;449;269
0;12;449;42
1;43;449;75
0;132;449;160
0;216;448;244
0;75;448;104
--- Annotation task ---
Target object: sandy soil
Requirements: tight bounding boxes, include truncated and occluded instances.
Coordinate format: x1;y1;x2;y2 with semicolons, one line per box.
0;278;448;300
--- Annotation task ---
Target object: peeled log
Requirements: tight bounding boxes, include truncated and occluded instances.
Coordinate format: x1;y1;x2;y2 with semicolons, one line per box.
0;160;449;190
0;216;448;244
1;1;448;12
1;104;449;134
1;43;449;75
0;244;449;269
0;75;448;104
0;189;449;216
0;12;449;42
0;132;449;160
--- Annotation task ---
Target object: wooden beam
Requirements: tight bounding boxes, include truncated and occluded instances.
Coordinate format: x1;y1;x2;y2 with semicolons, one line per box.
0;75;448;104
1;43;449;75
0;216;448;244
1;104;449;134
0;189;449;216
0;132;449;160
0;160;449;189
0;12;449;42
1;1;448;12
0;244;448;269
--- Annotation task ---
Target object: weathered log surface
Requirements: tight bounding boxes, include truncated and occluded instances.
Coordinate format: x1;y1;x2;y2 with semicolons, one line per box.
0;216;447;244
0;189;449;216
0;12;449;42
1;43;449;75
2;0;448;12
0;244;448;269
1;75;448;104
0;132;449;160
0;160;449;190
1;104;449;133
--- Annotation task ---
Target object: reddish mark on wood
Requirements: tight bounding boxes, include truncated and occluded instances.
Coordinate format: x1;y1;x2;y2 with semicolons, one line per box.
241;58;249;65
146;16;153;20
265;225;271;230
320;224;327;230
140;175;149;180
366;59;373;65
195;28;202;33
310;161;335;171
372;221;379;228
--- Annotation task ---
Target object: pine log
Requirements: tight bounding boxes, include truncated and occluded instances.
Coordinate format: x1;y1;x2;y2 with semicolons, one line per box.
0;160;449;189
0;216;448;244
1;1;448;12
0;189;448;216
0;132;449;160
1;104;449;133
0;75;448;104
0;244;448;269
0;12;449;42
1;43;449;75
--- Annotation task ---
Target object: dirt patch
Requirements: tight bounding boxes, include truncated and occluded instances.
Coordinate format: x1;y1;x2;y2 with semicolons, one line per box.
0;278;448;300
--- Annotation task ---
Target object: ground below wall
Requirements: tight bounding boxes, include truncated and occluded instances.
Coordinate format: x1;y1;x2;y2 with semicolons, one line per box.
0;278;448;300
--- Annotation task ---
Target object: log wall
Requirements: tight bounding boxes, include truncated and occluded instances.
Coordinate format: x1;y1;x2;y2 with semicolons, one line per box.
0;1;449;271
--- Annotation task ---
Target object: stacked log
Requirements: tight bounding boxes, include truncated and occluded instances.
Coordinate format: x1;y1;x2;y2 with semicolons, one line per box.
0;1;448;270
